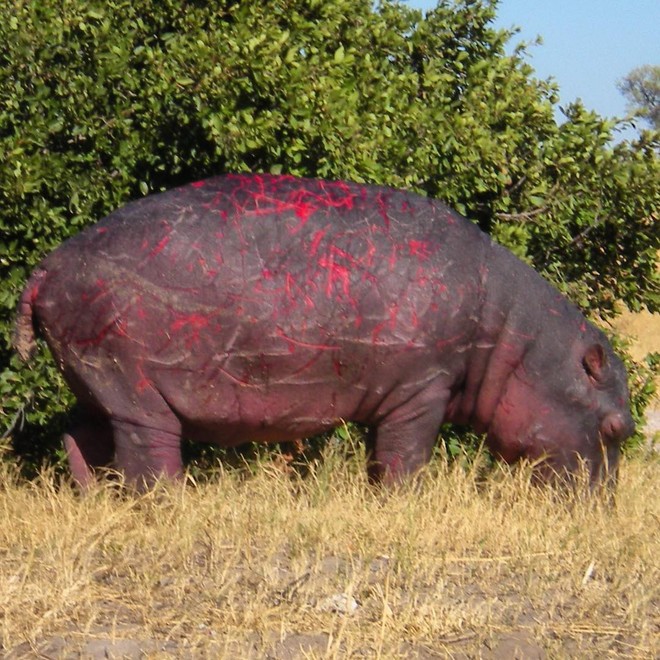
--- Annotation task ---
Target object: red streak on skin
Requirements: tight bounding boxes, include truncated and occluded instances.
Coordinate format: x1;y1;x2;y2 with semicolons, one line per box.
318;253;351;297
408;240;430;260
435;332;466;350
504;329;535;342
114;318;129;338
97;227;108;234
276;328;340;353
371;302;401;342
136;377;150;393
169;313;214;349
309;229;327;255
135;360;151;393
75;316;127;349
580;321;587;333
234;179;357;234
388;245;398;270
285;272;297;302
196;256;218;279
149;234;170;258
389;302;400;326
191;180;206;188
170;313;210;333
375;192;390;227
363;240;377;268
81;280;111;306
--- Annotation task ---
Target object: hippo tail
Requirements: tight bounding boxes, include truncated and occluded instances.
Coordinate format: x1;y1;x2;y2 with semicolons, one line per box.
12;267;48;362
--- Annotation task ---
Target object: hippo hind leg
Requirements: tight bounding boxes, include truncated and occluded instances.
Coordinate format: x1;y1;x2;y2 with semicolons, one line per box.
64;405;183;491
111;418;183;490
63;405;115;489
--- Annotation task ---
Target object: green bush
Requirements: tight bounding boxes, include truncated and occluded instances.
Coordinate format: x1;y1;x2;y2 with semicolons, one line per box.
1;0;658;471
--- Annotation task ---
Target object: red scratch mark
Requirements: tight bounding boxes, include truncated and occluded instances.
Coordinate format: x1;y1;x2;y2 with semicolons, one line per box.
74;316;128;349
147;223;172;258
135;360;151;393
388;245;399;270
276;328;340;353
285;272;298;302
191;180;206;188
229;175;358;233
170;313;213;348
136;377;150;393
170;313;210;333
376;192;390;227
294;200;314;221
97;227;108;234
408;240;430;260
435;332;466;350
363;239;377;268
309;229;327;255
371;301;401;342
318;252;351;297
150;235;170;257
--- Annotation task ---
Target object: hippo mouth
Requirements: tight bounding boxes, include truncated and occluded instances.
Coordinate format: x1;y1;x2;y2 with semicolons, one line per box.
487;421;619;490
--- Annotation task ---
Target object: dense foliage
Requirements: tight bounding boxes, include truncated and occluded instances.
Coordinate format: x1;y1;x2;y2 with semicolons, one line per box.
1;0;658;470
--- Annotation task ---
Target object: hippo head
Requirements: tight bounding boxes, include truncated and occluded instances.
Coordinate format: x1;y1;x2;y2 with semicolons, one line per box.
485;324;634;488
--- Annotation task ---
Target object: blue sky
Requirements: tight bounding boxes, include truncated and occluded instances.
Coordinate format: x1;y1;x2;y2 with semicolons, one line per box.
407;1;660;137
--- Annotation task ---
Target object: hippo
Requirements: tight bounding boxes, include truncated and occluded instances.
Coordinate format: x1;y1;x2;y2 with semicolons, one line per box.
13;174;634;488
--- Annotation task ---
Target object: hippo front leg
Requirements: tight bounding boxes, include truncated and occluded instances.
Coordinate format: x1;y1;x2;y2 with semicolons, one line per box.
367;383;449;485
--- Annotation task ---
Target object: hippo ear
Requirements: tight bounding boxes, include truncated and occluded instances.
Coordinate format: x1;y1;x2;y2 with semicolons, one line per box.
582;344;606;383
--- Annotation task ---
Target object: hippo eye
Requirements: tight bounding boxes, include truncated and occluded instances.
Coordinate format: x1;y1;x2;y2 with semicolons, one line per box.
582;344;606;384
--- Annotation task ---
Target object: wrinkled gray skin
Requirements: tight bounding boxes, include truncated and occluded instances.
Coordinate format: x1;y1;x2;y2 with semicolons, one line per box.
14;174;634;489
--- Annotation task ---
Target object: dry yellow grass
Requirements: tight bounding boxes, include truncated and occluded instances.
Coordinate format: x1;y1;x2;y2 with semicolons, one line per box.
613;308;660;442
0;441;658;659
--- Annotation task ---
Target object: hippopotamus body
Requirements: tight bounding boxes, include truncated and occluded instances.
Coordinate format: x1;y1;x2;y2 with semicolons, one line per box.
14;174;633;487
